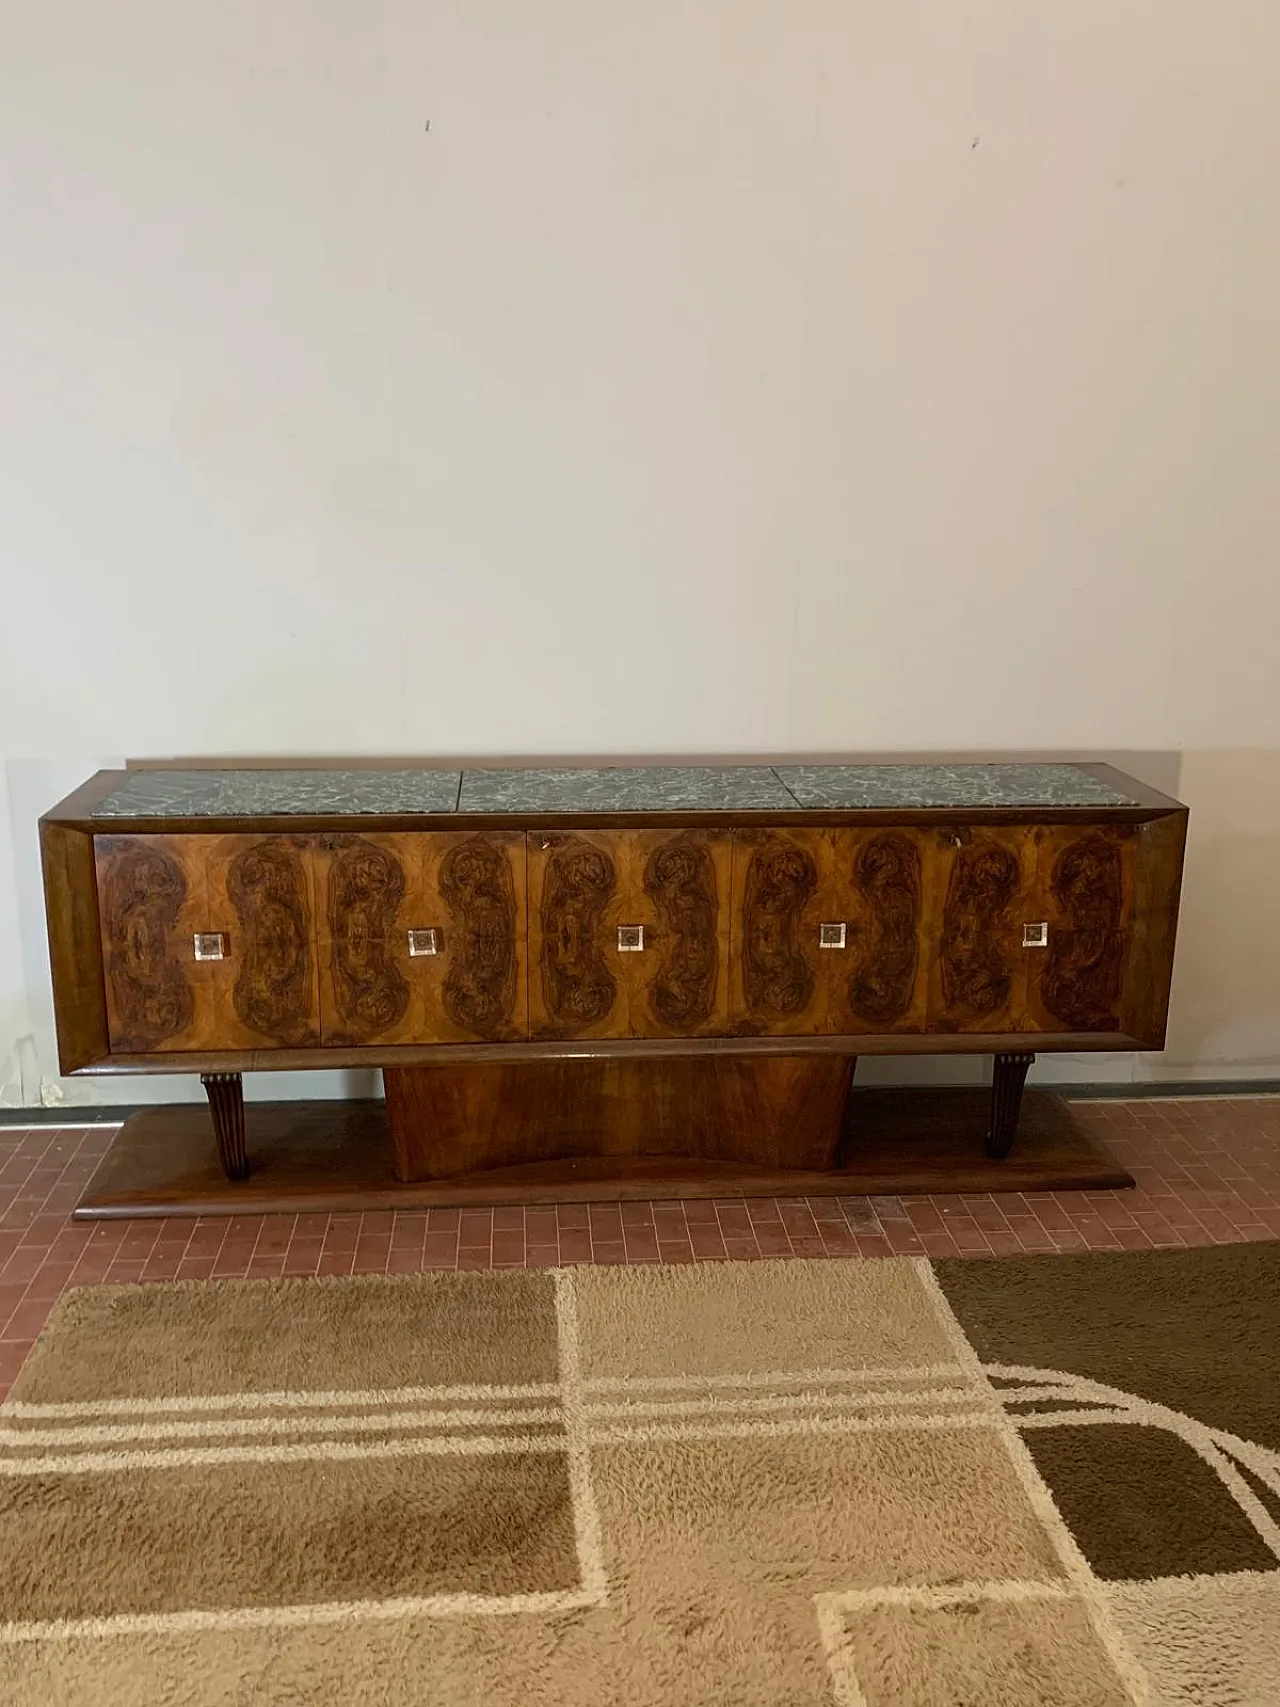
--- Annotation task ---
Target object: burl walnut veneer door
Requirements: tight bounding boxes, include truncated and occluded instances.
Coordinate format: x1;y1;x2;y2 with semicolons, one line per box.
95;833;321;1051
528;829;732;1040
316;832;527;1045
925;827;1039;1035
1023;824;1137;1034
729;828;930;1036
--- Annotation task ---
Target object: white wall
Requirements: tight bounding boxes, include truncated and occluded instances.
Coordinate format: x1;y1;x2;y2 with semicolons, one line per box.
2;0;1278;1104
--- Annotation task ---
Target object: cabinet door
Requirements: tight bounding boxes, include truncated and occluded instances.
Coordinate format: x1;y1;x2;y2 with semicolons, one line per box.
1024;825;1135;1033
96;833;321;1051
96;835;218;1052
202;834;322;1048
317;831;526;1045
926;827;1037;1034
729;829;827;1035
622;829;732;1038
730;828;930;1036
528;829;731;1040
528;831;626;1040
828;828;930;1034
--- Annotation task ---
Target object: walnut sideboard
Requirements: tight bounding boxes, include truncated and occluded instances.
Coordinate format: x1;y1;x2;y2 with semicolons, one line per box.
40;761;1186;1205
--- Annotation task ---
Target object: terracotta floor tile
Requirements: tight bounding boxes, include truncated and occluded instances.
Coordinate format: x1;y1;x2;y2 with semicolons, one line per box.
754;1229;795;1255
5;1297;53;1340
981;1230;1026;1257
881;1225;926;1254
174;1257;219;1281
817;1228;861;1255
652;1210;690;1240
585;1243;626;1265
622;1231;661;1261
682;1200;720;1225
0;1096;1276;1400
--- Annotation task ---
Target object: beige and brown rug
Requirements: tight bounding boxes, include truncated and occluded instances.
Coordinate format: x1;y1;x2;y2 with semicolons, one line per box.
3;1246;1279;1705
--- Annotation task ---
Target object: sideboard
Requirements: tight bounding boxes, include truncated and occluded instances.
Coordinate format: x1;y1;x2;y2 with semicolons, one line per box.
40;761;1186;1201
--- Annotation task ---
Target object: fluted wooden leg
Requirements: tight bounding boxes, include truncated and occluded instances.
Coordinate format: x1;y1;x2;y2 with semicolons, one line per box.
985;1053;1034;1160
201;1073;248;1180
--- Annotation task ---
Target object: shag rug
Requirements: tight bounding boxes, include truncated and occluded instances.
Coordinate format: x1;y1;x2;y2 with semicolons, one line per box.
3;1246;1280;1704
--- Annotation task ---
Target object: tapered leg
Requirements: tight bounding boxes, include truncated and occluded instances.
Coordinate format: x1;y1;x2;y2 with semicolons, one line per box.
201;1072;248;1180
985;1052;1034;1160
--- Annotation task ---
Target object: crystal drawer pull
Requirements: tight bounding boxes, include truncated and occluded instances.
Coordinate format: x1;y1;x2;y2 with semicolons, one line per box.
617;925;645;952
193;933;228;961
407;928;441;957
818;922;847;950
1023;922;1049;948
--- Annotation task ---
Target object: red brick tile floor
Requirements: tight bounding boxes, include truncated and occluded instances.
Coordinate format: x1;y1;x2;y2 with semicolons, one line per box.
1;1096;1278;1400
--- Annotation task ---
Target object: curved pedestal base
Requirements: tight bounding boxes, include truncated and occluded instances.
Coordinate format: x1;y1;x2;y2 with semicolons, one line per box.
383;1056;858;1184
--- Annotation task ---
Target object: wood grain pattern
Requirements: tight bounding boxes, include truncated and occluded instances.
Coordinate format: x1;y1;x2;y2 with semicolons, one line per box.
224;839;319;1046
938;840;1020;1018
528;829;732;1040
325;839;411;1040
1121;811;1188;1047
73;1088;1134;1219
42;824;110;1073
1035;828;1131;1031
627;830;732;1038
739;833;819;1021
96;834;320;1054
641;834;719;1029
317;832;527;1046
97;839;195;1051
201;1071;248;1180
730;829;930;1037
439;835;520;1039
533;834;620;1037
846;831;922;1027
384;1053;853;1181
929;829;1030;1033
60;780;1185;1084
80;1026;1153;1078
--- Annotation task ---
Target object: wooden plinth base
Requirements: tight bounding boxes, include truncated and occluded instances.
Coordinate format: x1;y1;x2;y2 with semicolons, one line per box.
75;1088;1132;1220
384;1056;856;1182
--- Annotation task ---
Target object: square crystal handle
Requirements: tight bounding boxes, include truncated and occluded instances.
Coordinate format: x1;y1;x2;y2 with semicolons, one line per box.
193;933;228;961
818;922;847;950
617;925;645;952
407;928;440;957
1023;922;1050;948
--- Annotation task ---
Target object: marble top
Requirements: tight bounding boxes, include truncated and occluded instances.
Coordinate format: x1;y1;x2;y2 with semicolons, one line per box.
89;769;463;818
87;762;1138;818
456;767;792;814
774;764;1136;810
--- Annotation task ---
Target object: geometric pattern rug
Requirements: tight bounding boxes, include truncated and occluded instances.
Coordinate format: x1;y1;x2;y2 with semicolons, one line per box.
2;1246;1279;1705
